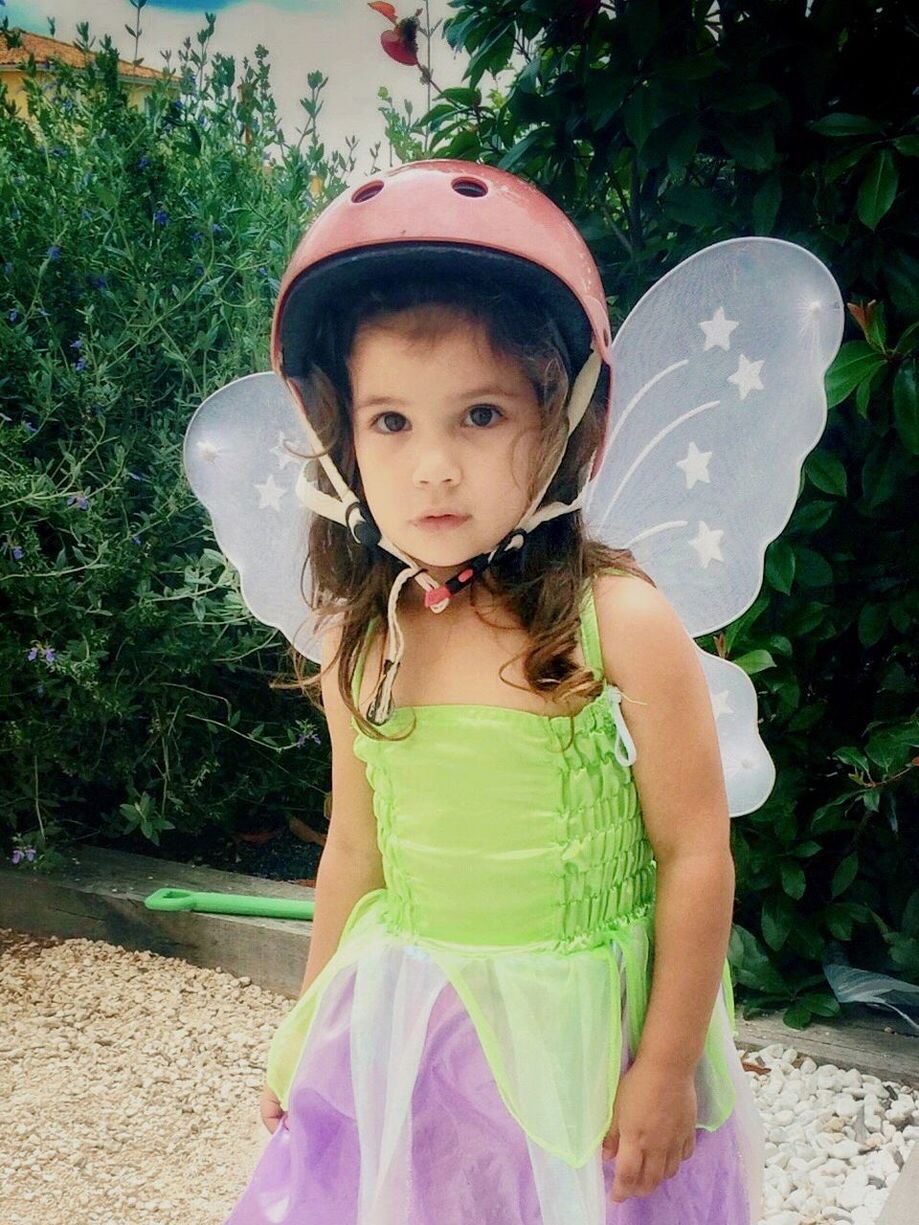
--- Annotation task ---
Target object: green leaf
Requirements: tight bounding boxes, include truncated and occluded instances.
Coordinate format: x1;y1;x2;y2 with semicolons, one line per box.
623;84;656;151
660;184;719;228
790;500;835;534
793;547;834;588
716;83;779;113
793;841;822;858
805;451;847;496
764;540;795;594
800;992;841;1018
782;1001;813;1029
894;322;919;357
893;135;919;157
496;127;549;172
728;924;788;994
831;852;859;899
886;249;919;316
732;649;776;675
860;441;908;511
781;861;806;900
824;145;869;184
857;603;888;648
835;747;869;773
856;149;898;230
720;126;776;171
752;173;782;235
893;361;919;454
901;890;919;938
825;342;886;408
809;113;880;137
825;902;855;940
762;893;795;951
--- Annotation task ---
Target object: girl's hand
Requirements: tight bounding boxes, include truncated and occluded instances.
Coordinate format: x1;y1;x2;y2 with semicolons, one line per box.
601;1058;697;1203
260;1082;287;1134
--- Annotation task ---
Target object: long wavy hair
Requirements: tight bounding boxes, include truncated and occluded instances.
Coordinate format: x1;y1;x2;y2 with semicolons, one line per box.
279;271;654;739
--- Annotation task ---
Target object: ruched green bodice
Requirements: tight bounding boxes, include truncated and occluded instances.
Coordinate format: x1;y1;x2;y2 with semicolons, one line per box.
351;582;657;953
266;574;739;1168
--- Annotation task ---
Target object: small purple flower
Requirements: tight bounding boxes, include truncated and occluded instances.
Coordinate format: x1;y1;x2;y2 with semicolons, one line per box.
211;223;224;236
70;337;83;349
153;208;169;226
51;145;66;158
88;273;108;290
11;847;37;865
24;421;37;434
7;309;18;323
27;646;39;661
73;357;87;372
38;308;49;318
194;263;205;277
66;494;89;509
172;98;183;112
137;155;152;170
12;545;22;561
0;413;11;423
296;734;307;748
62;98;73;113
81;208;92;221
43;647;56;664
131;534;142;545
257;266;268;278
47;245;61;261
3;261;12;275
191;231;203;244
127;471;144;481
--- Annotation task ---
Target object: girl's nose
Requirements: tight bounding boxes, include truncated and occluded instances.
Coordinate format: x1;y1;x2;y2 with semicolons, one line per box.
412;444;461;487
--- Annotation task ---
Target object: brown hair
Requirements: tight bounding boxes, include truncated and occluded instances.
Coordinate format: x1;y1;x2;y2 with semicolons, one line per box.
277;272;654;739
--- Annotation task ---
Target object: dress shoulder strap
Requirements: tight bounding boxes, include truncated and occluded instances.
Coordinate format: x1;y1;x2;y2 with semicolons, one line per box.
579;567;638;767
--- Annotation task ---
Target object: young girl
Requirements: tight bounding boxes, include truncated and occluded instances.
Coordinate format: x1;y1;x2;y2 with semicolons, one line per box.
210;159;765;1224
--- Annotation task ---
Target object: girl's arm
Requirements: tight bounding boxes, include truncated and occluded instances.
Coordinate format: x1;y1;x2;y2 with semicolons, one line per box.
594;573;736;1074
297;625;386;999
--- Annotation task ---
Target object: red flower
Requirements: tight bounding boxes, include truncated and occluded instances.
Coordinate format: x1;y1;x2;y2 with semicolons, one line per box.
368;3;421;68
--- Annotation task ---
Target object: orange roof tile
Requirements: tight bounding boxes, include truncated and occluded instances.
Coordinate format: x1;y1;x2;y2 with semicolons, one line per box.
0;29;166;81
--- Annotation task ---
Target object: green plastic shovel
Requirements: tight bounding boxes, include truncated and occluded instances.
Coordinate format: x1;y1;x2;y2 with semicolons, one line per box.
144;887;315;921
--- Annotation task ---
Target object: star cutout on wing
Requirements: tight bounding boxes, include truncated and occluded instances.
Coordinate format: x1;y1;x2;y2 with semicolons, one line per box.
254;473;285;511
711;690;733;719
727;354;765;401
699;306;739;352
270;432;299;470
676;440;713;490
688;520;724;568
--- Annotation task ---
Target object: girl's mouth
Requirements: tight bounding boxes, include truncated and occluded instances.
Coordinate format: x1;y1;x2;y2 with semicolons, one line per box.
414;514;470;531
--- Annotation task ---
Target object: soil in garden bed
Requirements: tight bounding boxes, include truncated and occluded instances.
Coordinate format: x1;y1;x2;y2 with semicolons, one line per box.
87;820;325;887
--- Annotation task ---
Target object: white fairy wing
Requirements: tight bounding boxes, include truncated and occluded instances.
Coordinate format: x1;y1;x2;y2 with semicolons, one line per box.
694;646;776;817
183;371;326;663
585;237;844;814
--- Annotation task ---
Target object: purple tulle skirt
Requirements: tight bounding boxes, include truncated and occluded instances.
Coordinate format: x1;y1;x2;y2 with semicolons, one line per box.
224;958;759;1225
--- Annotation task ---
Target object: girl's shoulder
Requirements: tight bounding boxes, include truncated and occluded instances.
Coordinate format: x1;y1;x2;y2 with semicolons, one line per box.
589;568;693;692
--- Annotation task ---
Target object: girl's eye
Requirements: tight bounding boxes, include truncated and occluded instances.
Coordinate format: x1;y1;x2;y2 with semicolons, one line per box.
371;405;503;433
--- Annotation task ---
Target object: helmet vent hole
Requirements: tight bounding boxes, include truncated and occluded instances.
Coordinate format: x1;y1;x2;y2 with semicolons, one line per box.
352;181;384;203
451;177;488;198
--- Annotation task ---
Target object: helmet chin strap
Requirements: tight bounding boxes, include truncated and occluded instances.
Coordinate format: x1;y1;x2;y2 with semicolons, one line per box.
289;347;602;725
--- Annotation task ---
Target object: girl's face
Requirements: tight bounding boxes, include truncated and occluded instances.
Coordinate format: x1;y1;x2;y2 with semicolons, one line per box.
349;315;544;589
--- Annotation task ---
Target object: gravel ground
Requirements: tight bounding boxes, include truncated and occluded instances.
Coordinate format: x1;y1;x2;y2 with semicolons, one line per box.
2;928;916;1225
